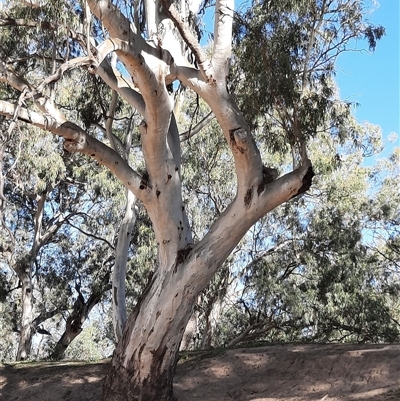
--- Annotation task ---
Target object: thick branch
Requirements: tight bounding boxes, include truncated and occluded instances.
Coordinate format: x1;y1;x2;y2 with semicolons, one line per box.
182;162;313;297
31;191;47;256
32;308;61;329
0;18;56;30
212;0;234;79
96;60;145;115
89;37;174;181
91;37;173;110
105;90;119;152
19;0;46;8
0;60;65;123
174;64;266;194
0;100;147;202
36;57;93;93
161;0;211;80
202;88;265;192
41;212;68;245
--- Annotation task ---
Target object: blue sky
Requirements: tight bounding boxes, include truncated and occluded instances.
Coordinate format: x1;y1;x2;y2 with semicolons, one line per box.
335;0;399;151
204;0;399;155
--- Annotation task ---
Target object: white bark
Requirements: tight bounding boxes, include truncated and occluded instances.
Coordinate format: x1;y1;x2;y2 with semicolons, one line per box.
212;0;234;79
18;0;46;8
0;100;146;201
113;189;137;341
16;192;46;360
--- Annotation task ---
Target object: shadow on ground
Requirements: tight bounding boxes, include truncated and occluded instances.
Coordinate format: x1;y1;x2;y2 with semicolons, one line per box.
1;344;400;401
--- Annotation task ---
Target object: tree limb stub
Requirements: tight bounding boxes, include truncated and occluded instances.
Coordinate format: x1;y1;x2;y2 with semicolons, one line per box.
290;165;315;199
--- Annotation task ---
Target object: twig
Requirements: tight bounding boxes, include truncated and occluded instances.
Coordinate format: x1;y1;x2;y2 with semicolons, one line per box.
180;112;215;141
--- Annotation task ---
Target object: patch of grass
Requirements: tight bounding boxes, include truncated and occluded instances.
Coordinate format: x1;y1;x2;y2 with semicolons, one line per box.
178;348;226;364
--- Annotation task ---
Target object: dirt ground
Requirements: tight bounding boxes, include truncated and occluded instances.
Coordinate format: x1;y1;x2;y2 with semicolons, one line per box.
1;343;399;401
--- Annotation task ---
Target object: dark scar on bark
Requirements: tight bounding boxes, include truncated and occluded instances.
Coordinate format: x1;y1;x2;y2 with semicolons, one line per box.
291;166;315;199
113;286;118;307
139;170;152;190
244;188;253;209
257;166;278;195
229;127;246;153
229;127;241;146
174;245;193;272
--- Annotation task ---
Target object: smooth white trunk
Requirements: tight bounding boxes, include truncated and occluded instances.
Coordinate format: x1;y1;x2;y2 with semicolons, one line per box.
112;189;137;341
16;193;46;360
16;273;33;360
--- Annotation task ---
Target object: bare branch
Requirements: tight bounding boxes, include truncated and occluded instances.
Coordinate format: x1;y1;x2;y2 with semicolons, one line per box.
36;57;93;93
32;308;61;329
105;90;119;152
0;60;65;123
180;112;215;141
19;0;46;8
89;37;173;109
89;35;178;184
96;59;145;115
66;221;115;250
0;18;56;30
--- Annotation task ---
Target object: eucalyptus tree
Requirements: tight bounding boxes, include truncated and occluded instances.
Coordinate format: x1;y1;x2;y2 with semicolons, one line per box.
0;122;124;360
176;0;389;349
0;1;384;400
50;240;113;360
216;130;400;347
0;124;71;360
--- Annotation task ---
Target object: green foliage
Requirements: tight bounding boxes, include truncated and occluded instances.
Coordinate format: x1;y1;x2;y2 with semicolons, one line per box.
214;133;400;346
231;0;384;155
64;322;112;361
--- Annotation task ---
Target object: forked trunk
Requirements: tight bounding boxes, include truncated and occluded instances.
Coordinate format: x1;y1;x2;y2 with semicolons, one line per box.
51;285;105;360
51;322;82;360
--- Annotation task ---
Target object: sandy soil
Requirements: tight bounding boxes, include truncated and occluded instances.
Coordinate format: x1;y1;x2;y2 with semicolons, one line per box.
1;343;399;401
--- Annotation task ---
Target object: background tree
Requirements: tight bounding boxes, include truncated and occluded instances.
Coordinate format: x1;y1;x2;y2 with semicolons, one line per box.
212;127;400;347
0;121;126;360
